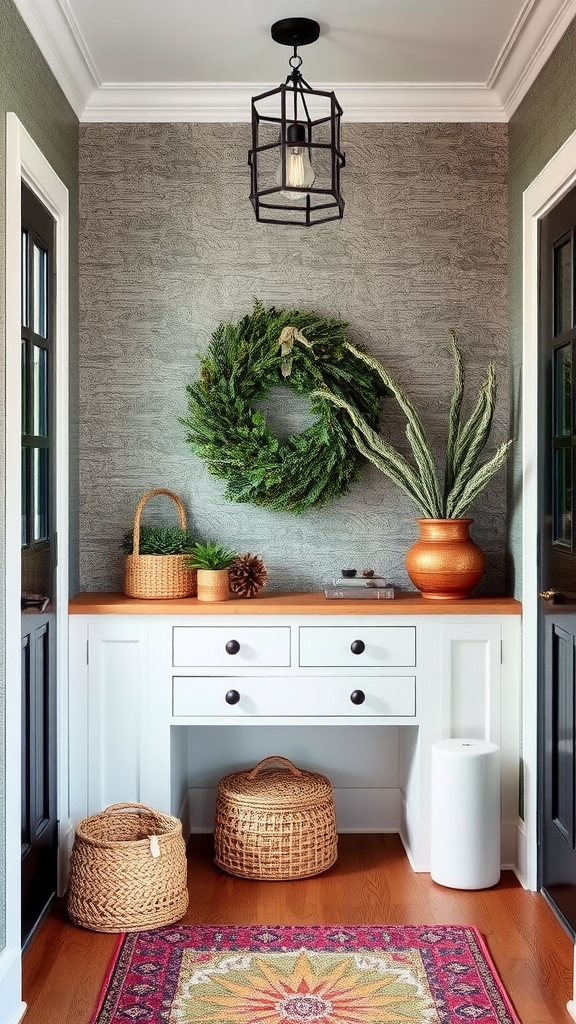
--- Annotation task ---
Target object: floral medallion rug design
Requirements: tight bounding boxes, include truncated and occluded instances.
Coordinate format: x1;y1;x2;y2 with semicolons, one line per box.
91;924;521;1024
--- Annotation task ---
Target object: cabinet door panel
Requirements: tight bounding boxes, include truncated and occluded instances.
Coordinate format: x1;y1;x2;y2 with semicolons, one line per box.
87;623;149;812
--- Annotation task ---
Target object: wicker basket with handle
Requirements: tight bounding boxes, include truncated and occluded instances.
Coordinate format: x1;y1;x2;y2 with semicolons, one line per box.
67;802;189;932
214;756;338;880
123;488;196;599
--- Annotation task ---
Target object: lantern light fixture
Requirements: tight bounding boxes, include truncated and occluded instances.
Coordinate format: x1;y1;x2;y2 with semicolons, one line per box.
248;17;345;227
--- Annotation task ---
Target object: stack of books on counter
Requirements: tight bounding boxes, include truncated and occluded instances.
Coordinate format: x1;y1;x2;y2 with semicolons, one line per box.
323;575;394;600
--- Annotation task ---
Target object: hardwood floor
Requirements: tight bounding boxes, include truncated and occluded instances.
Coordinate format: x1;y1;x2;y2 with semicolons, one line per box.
22;834;575;1024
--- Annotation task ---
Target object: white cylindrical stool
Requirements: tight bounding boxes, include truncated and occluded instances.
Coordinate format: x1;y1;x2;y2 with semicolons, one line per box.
430;738;500;890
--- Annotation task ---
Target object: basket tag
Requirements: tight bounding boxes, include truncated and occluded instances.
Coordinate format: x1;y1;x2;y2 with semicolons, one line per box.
150;835;161;858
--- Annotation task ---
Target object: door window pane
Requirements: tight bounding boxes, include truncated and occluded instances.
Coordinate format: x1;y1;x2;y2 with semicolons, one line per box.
33;243;47;339
33;346;48;437
21;228;29;328
33;447;49;542
22;341;28;434
554;239;573;336
554;344;572;436
554;446;572;545
21;448;30;547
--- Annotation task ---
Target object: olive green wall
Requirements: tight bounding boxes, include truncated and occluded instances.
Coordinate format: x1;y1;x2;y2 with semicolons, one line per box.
0;0;78;952
508;15;576;595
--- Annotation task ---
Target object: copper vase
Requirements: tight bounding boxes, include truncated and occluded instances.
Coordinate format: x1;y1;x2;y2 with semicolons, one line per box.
404;518;485;600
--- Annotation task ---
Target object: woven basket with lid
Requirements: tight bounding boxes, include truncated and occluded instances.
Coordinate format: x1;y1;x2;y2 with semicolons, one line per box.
214;756;337;880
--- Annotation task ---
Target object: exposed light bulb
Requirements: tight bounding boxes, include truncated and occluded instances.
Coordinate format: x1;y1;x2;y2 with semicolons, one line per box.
275;123;315;200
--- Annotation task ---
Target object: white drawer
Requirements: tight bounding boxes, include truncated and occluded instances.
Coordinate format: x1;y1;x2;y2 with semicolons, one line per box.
172;675;416;718
172;626;290;667
299;626;416;667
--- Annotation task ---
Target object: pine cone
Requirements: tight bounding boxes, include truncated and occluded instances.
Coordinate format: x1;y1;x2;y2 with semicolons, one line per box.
229;553;268;598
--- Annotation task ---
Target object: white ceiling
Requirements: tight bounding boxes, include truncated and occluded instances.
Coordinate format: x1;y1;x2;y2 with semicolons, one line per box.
13;0;576;121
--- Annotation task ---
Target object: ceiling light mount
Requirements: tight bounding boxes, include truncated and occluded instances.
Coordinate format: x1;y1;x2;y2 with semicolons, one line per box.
270;18;320;49
248;17;345;227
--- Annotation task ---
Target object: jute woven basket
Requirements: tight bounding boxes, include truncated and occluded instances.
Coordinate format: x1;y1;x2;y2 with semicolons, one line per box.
123;488;196;599
214;756;338;880
67;802;189;933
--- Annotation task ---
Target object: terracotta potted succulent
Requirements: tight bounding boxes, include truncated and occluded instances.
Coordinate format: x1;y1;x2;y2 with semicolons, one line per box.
316;333;513;599
186;541;237;602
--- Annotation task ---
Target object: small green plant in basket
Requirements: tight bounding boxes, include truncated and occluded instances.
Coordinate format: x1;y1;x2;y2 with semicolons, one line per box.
186;541;237;602
122;525;196;555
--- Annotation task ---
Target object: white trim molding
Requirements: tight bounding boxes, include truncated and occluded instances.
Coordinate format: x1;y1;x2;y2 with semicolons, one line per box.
521;126;576;893
80;82;507;124
10;0;97;117
3;112;70;1023
10;0;576;122
490;0;576;117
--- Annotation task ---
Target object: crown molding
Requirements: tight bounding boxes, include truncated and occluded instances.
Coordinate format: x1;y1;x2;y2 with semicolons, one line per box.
489;0;576;116
11;0;98;117
12;0;576;123
81;83;507;123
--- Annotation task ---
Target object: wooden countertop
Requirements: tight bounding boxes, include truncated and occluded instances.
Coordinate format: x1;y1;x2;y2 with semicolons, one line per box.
69;591;521;616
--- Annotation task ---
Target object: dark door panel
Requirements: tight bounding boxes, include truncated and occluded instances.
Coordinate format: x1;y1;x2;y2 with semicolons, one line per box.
20;615;57;942
21;182;58;946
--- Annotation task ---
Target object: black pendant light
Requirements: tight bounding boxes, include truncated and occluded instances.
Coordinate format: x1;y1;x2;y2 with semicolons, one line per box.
248;18;345;227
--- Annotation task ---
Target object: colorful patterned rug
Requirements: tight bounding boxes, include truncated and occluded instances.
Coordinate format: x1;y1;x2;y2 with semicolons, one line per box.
91;924;521;1024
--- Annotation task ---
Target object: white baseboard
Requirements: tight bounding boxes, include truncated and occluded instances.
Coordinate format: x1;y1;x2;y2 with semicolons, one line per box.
0;946;26;1024
58;817;75;896
501;820;518;873
513;818;531;889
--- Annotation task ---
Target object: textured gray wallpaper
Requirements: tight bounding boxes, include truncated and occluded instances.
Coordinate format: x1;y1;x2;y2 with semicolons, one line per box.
0;0;79;957
508;15;576;598
79;122;509;595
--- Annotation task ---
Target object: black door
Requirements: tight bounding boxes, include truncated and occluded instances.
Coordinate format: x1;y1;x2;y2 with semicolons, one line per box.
20;182;58;945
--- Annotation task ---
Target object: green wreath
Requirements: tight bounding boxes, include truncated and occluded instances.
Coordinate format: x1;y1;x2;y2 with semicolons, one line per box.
180;301;386;515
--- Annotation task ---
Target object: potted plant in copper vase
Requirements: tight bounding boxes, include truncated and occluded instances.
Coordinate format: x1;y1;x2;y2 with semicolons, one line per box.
316;333;513;599
186;541;237;602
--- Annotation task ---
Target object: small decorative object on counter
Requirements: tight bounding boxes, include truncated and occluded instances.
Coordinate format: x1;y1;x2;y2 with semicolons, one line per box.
341;568;357;577
330;573;388;588
122;489;197;599
229;553;268;598
324;586;394;600
214;756;337;880
187;541;236;602
67;802;188;932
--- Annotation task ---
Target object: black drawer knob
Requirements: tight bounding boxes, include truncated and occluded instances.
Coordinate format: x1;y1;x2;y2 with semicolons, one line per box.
350;639;365;655
350;689;366;705
225;639;241;655
225;689;240;705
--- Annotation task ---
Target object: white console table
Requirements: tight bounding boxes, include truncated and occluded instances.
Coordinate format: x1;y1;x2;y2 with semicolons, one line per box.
68;591;521;873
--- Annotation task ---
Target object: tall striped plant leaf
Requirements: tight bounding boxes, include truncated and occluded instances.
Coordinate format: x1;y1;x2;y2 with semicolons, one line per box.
317;334;512;519
344;344;443;515
444;331;464;506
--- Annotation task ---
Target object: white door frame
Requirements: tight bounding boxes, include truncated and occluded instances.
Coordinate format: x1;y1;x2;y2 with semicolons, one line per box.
2;112;69;1023
521;127;576;896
